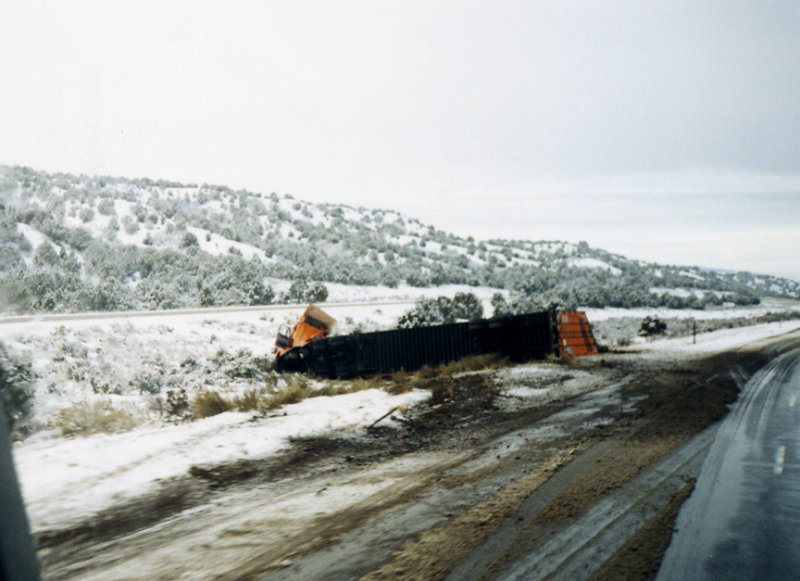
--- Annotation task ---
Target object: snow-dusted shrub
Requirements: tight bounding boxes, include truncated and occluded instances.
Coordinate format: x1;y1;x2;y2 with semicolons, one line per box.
281;279;306;303
451;292;484;320
397;293;483;329
105;217;120;237
379;269;400;288
639;316;667;337
280;278;328;304
33;243;61;266
97;198;116;216
305;281;328;303
181;232;199;248
79;207;94;222
0;343;35;435
165;388;189;417
129;371;164;395
58;339;89;360
55;401;137;437
133;204;147;223
490;292;511;317
405;270;431;288
397;297;444;328
91;277;134;311
732;292;760;306
122;215;139;235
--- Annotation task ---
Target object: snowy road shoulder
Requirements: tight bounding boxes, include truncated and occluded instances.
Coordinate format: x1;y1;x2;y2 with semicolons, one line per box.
13;388;428;532
626;320;800;355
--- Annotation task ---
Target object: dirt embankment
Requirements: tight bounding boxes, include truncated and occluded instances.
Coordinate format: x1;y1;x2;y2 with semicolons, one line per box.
37;343;777;581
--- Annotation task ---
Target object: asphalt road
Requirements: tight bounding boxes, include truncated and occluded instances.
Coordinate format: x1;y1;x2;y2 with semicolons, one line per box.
657;345;800;580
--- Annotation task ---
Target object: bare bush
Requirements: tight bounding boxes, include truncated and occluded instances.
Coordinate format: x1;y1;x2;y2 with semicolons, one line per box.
191;390;234;418
55;401;137;437
259;382;310;411
385;371;413;395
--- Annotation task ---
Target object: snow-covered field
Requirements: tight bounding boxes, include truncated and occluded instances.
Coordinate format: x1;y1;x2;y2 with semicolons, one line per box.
3;295;800;534
584;296;800;322
15;388;429;532
0;292;491;426
0;285;504;434
632;318;800;354
0;297;469;532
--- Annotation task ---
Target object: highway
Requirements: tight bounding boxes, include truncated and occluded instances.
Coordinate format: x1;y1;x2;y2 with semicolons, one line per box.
658;342;800;580
0;300;418;325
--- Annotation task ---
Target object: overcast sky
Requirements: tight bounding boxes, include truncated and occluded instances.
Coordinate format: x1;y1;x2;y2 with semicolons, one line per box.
2;1;799;280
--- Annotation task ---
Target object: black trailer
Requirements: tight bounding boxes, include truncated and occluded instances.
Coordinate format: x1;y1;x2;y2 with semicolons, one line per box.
275;311;558;379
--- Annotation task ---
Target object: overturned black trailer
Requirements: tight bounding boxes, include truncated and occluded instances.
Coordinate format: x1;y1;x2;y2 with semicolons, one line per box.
275;310;596;380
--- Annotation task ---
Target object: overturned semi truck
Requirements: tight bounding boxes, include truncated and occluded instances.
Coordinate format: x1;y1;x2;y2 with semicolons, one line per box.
274;305;597;380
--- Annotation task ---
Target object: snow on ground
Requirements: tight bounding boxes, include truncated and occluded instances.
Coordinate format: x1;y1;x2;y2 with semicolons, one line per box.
16;222;50;251
584;297;800;322
1;311;282;420
0;296;482;427
186;226;270;262
497;365;562;400
0;301;435;533
16;223;55;266
14;388;428;532
1;296;793;432
567;256;622;275
679;269;705;281
4;295;800;535
649;287;713;299
631;319;800;354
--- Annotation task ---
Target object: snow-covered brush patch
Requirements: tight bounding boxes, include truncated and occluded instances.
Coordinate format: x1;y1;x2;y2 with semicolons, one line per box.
0;301;449;437
3;317;281;435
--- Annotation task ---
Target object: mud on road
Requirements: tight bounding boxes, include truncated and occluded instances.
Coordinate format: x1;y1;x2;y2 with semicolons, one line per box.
36;342;779;581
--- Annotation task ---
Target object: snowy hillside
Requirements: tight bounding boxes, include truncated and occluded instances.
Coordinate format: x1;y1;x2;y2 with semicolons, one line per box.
1;165;799;315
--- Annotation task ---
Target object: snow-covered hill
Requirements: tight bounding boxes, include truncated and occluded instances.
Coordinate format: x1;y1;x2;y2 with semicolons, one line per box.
1;165;798;315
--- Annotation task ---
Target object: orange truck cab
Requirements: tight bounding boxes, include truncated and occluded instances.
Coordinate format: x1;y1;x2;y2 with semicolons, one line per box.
275;304;337;357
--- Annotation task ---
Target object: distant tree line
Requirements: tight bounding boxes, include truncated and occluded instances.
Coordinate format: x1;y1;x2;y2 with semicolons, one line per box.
490;270;760;316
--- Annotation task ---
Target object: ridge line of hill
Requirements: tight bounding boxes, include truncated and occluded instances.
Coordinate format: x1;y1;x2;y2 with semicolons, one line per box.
1;165;798;315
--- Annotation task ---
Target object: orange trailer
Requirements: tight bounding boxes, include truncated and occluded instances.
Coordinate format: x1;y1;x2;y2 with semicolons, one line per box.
556;311;598;357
